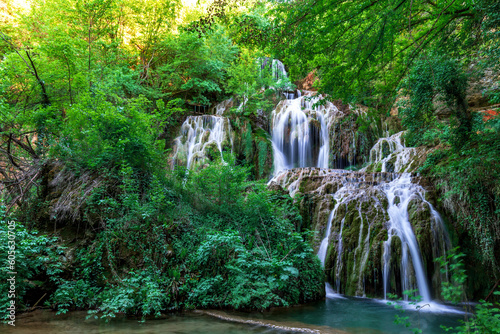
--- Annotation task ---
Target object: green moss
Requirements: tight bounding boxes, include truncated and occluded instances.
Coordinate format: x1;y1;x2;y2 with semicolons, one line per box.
257;140;268;178
244;124;253;164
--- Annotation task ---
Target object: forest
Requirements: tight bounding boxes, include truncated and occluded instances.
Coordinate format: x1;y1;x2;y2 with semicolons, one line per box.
0;0;499;333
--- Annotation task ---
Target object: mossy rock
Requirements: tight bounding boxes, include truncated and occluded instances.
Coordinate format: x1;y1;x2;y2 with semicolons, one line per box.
205;142;220;161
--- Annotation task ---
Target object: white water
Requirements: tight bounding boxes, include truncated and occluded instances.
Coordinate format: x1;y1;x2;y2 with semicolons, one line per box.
367;132;450;302
325;282;347;299
271;93;340;174
335;217;346;293
172;115;232;169
314;172;368;296
382;174;431;301
259;58;288;80
318;206;336;266
365;131;417;173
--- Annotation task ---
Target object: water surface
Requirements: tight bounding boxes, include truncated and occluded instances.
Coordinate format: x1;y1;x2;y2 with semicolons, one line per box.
2;296;464;334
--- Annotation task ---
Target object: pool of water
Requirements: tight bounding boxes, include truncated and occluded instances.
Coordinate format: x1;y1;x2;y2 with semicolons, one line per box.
238;296;464;333
2;297;464;334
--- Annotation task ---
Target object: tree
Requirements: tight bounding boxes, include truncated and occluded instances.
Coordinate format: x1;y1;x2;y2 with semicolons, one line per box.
265;0;482;106
401;53;470;148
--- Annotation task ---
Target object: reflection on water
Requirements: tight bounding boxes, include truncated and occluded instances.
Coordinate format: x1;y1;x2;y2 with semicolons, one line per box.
2;296;463;334
237;296;463;334
1;310;287;334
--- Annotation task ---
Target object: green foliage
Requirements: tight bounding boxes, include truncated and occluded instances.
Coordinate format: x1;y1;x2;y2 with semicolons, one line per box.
437;249;500;333
55;93;156;174
401;54;470;148
257;140;268;178
175;160;323;310
153;26;238;104
49;280;100;315
244;124;254;164
264;0;481;106
227;52;294;117
402;51;500;278
89;270;170;320
440;294;500;333
54;94;156;173
387;290;425;334
25;159;323;319
0;206;65;318
436;248;467;304
420;123;500;270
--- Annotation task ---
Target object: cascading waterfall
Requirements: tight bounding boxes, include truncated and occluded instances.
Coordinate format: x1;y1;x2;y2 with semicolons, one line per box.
366;132;450;301
382;174;432;301
317;198;347;295
271;92;340;174
172;114;233;169
316;176;365;297
334;217;345;293
258;58;288;82
269;131;451;303
318;205;337;266
366;132;417;173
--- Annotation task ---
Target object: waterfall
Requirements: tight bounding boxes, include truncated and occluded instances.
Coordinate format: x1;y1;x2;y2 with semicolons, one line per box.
258;58;288;82
316;175;365;298
366;132;450;301
318;206;336;266
382;174;432;301
268;132;451;302
370;133;450;301
172;115;233;169
366;132;417;173
213;99;232;116
270;93;340;174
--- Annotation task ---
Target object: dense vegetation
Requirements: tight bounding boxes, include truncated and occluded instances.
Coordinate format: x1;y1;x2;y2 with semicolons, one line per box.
0;0;322;318
0;0;499;331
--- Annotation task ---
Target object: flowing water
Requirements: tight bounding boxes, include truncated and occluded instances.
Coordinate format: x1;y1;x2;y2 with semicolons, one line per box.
382;174;432;301
270;92;340;174
269;114;451;303
4;302;463;334
172;115;233;169
366;133;451;302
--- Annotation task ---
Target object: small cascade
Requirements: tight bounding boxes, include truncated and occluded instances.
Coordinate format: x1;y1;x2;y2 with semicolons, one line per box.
270;93;340;174
364;131;419;173
318;206;336;266
335;217;345;293
382;174;432;301
172;115;233;169
365;131;450;301
213;99;233;116
258;58;288;81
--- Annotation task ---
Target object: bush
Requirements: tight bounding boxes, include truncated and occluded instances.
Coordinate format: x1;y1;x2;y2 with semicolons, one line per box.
53;93;156;174
0;206;65;318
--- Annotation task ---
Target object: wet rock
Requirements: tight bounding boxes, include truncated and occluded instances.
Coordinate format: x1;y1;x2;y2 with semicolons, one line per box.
268;166;451;300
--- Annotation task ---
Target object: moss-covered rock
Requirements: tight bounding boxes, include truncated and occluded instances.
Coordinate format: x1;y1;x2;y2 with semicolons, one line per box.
269;167;452;300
